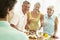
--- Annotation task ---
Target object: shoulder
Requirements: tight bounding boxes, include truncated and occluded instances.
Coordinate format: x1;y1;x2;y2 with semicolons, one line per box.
52;14;58;20
39;12;44;17
27;11;32;16
27;11;30;15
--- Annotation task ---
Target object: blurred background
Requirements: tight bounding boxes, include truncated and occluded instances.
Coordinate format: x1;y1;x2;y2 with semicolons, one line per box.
13;0;60;40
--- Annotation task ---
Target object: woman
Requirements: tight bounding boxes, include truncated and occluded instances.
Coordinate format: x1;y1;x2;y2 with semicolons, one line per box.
25;2;44;35
43;6;58;38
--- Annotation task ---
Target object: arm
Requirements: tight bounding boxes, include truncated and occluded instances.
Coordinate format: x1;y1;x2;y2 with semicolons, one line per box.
10;24;23;32
54;17;58;36
9;14;23;32
39;14;44;29
25;12;30;30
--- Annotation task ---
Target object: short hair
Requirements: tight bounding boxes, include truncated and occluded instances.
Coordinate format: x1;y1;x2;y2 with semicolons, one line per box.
22;1;30;5
0;0;17;18
47;6;54;11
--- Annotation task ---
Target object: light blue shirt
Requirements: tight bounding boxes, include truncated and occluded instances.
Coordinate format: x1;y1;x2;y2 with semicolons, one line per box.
43;14;56;36
0;21;29;40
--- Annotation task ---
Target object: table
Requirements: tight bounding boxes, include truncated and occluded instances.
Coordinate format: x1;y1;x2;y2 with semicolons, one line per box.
29;37;56;40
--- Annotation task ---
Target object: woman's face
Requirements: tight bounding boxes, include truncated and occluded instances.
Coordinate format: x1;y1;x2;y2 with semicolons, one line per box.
47;8;54;17
34;3;40;11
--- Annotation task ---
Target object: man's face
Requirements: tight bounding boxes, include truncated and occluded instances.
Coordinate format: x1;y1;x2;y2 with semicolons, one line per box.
47;8;54;17
22;3;30;12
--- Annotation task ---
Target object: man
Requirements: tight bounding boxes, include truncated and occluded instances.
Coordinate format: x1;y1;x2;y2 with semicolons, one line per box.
0;0;29;40
10;1;30;32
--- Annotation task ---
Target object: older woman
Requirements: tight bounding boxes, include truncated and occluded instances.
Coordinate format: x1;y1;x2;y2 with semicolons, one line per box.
43;6;58;38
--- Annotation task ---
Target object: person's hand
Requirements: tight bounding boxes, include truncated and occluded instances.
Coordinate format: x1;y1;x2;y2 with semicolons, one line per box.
25;25;29;31
51;35;58;39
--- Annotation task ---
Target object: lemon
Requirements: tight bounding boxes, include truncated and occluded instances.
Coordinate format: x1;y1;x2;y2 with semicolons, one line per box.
43;33;48;38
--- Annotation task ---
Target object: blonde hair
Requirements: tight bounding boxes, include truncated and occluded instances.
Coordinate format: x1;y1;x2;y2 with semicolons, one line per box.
34;2;40;7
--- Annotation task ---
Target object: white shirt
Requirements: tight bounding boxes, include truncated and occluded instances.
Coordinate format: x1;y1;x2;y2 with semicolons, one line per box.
10;10;27;32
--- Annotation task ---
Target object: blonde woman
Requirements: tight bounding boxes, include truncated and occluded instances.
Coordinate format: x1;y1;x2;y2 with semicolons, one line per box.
25;2;44;35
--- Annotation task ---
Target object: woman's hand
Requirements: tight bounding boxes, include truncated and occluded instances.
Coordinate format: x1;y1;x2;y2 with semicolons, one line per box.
51;35;58;39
